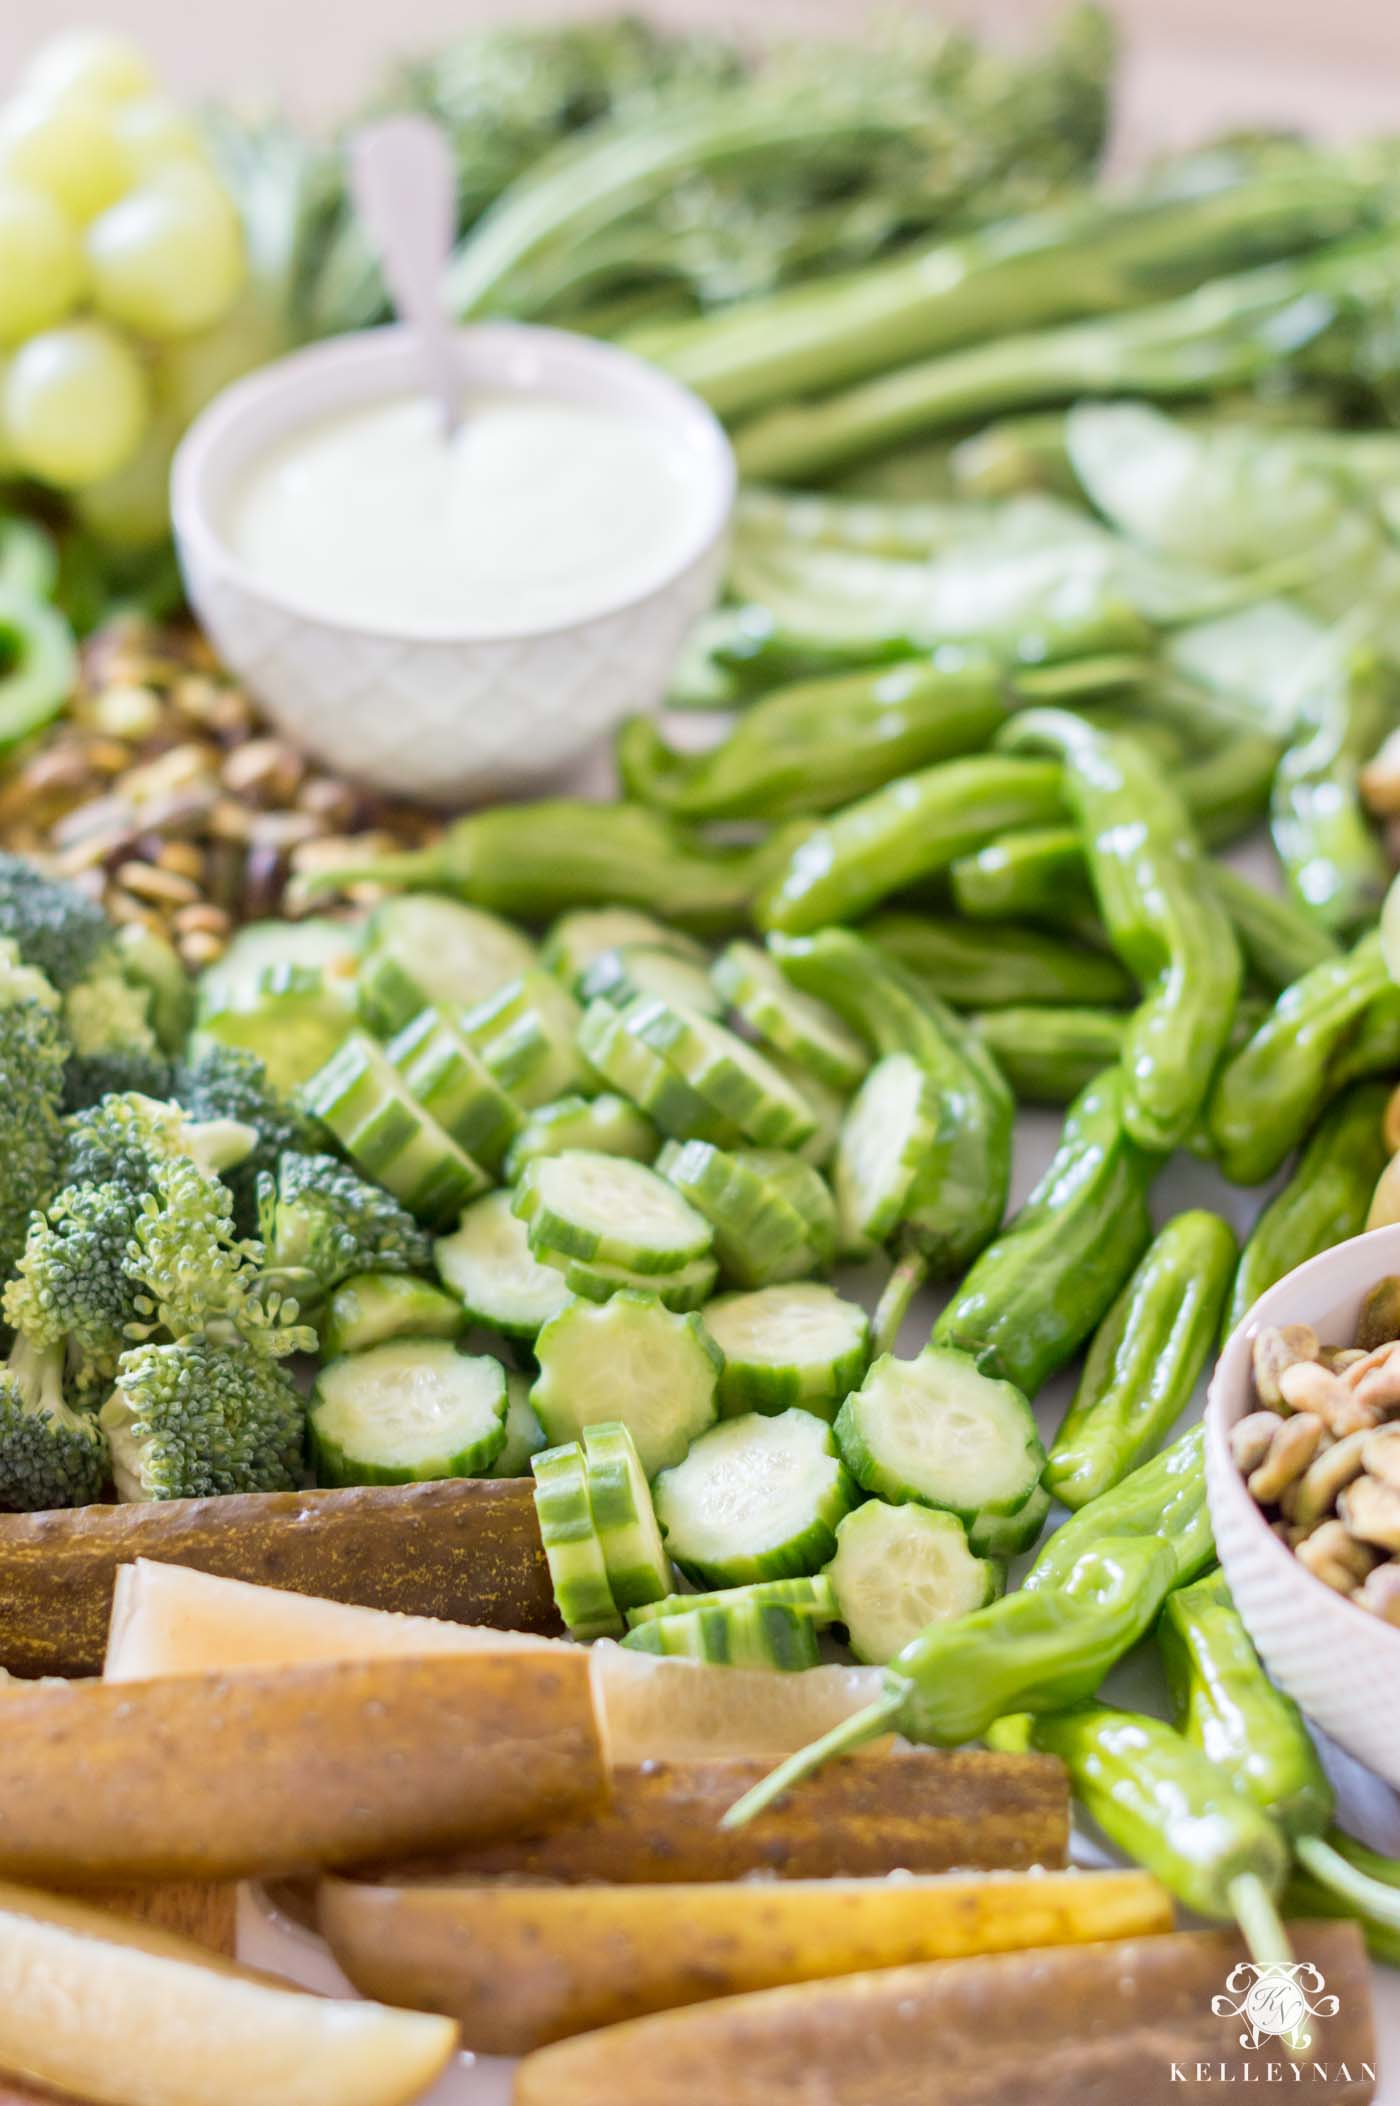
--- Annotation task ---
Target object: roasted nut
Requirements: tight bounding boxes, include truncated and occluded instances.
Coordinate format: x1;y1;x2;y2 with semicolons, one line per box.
1338;1474;1400;1553
1230;1410;1284;1476
1295;1519;1378;1596
156;840;205;883
1319;1346;1367;1374
91;684;162;743
221;738;305;805
115;861;202;908
1342;1338;1400;1417
1353;1561;1400;1626
177;928;227;969
1283;1429;1371;1528
1247;1412;1326;1504
1252;1324;1320;1407
1277;1359;1377;1436
1361;1423;1400;1492
172;902;231;939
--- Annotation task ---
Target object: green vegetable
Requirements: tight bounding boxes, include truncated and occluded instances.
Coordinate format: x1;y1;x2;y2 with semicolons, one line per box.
320;1271;466;1359
835;1346;1044;1523
582;1420;671;1613
172;1043;325;1235
489;1371;548;1478
257;1151;433;1308
357;894;535;1036
1206;862;1342;989
653;1406;858;1588
1270;644;1392;937
0;1333;108;1511
461;969;589;1109
540;1245;718;1313
301;1032;490;1224
385;1008;522;1173
532;1439;623;1640
0;589;76;757
1224;1082;1390;1338
541;907;705;989
970;1006;1126;1105
309;1338;507;1485
578;942;722;1019
531;1290;721;1477
514;1150;713;1277
621;995;820;1150
825;1498;997;1665
1000;711;1241;1151
654;1139;835;1288
834;1053;941;1254
712;941;869;1092
704;1282;870;1419
114;923;194;1053
100;1336;306;1502
1045;1209;1236;1509
933;1069;1156;1396
434;1190;570;1340
196;961;352;1096
0;941;67;1288
0;516;58;600
627;1575;837;1630
621;1600;821;1669
869;910;1132;1010
503;1092;657;1180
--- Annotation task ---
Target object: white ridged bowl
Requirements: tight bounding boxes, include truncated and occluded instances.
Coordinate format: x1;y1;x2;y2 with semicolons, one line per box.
1206;1222;1400;1785
171;323;734;804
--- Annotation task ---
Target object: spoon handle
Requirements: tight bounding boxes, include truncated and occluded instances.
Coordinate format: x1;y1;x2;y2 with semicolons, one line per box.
349;115;461;435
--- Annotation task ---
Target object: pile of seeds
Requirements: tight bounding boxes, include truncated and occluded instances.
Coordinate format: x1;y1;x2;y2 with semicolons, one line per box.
1234;1277;1400;1625
0;619;442;971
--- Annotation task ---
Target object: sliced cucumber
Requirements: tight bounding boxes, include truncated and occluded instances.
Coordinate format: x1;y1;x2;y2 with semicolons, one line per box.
196;916;360;1023
514;1150;714;1275
579;943;723;1017
626;1574;838;1629
487;1371;549;1478
583;1421;672;1611
303;1032;490;1225
309;1340;507;1486
742;1149;839;1272
625;997;819;1151
434;1190;571;1338
386;1007;522;1171
704;1284;870;1420
542;908;705;989
967;1480;1052;1561
713;942;869;1092
462;970;588;1107
320;1271;466;1358
531;1441;623;1639
834;1052;939;1253
538;1246;719;1313
654;1140;825;1289
835;1348;1045;1523
531;1291;721;1478
358;896;535;1036
504;1093;658;1181
198;962;354;1094
826;1499;998;1666
653;1409;857;1587
620;1601;821;1669
773;1055;847;1171
577;998;742;1146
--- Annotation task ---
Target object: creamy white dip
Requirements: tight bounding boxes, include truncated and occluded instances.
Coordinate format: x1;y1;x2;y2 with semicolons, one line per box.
222;390;705;636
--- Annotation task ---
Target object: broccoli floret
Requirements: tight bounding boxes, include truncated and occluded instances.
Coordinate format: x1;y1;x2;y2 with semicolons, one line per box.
0;853;111;994
61;1091;257;1196
62;1043;174;1115
125;1150;315;1359
0;1332;109;1510
100;1336;305;1501
257;1151;433;1306
0;941;68;1285
60;962;166;1112
3;1180;143;1399
173;1045;326;1233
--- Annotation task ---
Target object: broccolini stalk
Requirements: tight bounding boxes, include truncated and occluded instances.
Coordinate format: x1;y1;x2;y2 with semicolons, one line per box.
731;229;1400;480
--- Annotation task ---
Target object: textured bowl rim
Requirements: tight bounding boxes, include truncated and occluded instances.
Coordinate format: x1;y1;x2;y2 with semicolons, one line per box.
1207;1219;1400;1650
170;320;737;646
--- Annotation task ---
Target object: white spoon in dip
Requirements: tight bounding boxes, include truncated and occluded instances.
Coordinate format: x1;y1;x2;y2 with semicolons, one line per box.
348;115;462;438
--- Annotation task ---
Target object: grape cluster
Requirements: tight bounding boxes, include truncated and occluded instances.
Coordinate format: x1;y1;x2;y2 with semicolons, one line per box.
0;31;247;526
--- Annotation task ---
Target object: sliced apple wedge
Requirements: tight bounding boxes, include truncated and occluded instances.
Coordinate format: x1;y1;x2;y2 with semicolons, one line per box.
0;1650;605;1884
0;1881;457;2106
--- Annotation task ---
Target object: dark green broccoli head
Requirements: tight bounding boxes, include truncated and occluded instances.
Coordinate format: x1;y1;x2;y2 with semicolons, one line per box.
0;944;69;1285
0;1334;109;1510
100;1336;305;1501
62;1043;174;1115
258;1151;433;1304
61;1091;256;1197
3;1179;142;1400
0;853;112;995
173;1045;326;1233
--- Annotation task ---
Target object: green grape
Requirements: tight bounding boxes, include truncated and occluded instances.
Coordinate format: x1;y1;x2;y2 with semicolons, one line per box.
0;182;87;345
0;93;132;224
22;31;156;109
74;408;178;548
114;99;207;180
87;167;245;340
156;293;286;427
3;320;150;488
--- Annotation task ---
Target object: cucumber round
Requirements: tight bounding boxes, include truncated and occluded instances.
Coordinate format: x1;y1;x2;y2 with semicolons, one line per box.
462;970;588;1108
773;1055;847;1171
434;1190;571;1338
654;1140;828;1289
580;944;722;1017
625;996;819;1150
537;1246;719;1313
713;941;869;1091
542;908;705;989
358;896;535;1036
531;1441;622;1639
620;1601;821;1670
583;1421;672;1612
704;1283;870;1420
196;917;360;1023
626;1574;838;1630
309;1340;507;1486
653;1409;858;1587
531;1291;722;1478
198;962;353;1094
504;1093;658;1182
303;1032;491;1225
386;1007;523;1171
320;1271;466;1359
826;1499;999;1665
488;1370;549;1478
835;1348;1045;1523
967;1480;1052;1561
577;999;742;1146
834;1052;939;1253
514;1151;714;1276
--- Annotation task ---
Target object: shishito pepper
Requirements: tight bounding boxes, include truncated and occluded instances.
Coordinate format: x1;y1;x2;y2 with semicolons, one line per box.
724;1428;1210;1826
999;709;1242;1152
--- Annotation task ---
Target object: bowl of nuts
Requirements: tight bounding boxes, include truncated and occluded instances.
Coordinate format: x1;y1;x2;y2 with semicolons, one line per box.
1207;1221;1400;1787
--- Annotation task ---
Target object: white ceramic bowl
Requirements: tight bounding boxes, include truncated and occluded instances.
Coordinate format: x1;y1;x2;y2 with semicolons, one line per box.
171;323;735;803
1206;1222;1400;1786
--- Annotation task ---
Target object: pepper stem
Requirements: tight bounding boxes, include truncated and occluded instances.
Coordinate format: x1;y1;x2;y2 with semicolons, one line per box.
720;1690;908;1829
1228;1872;1303;2051
302;848;431;896
1295;1834;1400;1933
871;1249;928;1358
1326;1828;1400;1893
